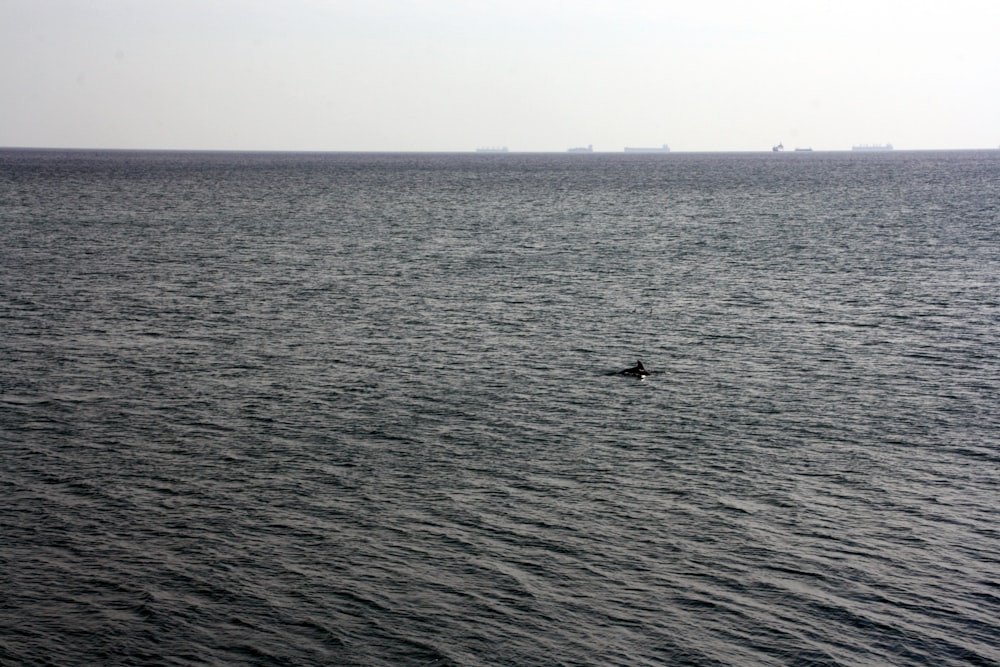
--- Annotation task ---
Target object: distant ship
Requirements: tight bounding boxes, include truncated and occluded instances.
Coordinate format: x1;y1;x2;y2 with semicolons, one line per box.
852;144;893;151
475;147;509;153
624;144;670;153
772;142;784;152
567;145;593;153
794;147;813;152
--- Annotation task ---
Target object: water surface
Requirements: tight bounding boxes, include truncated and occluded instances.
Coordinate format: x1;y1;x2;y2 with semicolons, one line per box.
2;149;999;665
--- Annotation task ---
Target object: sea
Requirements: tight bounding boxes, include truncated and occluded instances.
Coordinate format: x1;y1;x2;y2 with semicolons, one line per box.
1;148;999;666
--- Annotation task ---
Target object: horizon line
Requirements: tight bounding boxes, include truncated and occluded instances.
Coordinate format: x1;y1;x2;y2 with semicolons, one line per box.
3;145;999;154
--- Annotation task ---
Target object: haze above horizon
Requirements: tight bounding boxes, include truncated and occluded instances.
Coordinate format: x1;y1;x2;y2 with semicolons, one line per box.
3;0;998;153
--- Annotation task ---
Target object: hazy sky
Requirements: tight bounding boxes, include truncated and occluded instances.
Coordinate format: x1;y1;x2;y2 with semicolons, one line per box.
3;0;999;152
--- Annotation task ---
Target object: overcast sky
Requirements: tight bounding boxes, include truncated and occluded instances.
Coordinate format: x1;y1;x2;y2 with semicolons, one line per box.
3;0;998;152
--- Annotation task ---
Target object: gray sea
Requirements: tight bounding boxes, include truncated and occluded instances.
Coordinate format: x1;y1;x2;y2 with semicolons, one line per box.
2;148;999;666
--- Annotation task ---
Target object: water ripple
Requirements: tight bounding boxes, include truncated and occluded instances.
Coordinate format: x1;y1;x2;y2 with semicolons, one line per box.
2;149;999;665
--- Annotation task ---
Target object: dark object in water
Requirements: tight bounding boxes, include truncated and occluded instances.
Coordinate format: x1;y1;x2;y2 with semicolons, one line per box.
620;360;649;377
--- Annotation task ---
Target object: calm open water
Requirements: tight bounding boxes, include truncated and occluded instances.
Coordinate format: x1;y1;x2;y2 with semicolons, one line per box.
2;149;999;666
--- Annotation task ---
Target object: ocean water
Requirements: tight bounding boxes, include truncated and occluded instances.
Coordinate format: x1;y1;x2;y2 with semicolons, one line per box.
1;148;999;666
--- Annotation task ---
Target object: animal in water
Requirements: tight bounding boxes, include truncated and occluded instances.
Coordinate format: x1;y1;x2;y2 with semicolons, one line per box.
620;360;650;377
